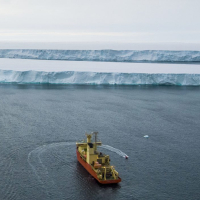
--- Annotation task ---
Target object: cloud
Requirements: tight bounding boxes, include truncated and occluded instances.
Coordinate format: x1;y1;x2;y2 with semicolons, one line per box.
0;0;200;42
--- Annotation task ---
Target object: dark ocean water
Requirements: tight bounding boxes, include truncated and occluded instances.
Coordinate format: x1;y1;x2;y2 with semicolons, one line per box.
0;84;200;200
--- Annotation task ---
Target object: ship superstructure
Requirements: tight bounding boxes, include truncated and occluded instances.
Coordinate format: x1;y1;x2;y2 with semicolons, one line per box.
76;132;121;184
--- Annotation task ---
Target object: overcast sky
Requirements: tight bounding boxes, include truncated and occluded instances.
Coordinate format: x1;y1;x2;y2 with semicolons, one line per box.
0;0;200;42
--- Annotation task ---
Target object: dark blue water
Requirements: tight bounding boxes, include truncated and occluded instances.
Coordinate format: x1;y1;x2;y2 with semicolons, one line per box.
0;84;200;200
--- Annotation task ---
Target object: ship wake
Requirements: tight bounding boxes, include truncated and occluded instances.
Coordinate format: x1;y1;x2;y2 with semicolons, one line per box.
27;142;74;199
100;145;128;158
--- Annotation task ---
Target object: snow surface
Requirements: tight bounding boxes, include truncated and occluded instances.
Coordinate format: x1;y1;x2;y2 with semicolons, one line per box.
1;58;200;74
0;58;200;85
1;42;200;50
1;49;200;63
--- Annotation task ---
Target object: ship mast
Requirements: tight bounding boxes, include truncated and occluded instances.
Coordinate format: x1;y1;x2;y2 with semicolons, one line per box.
93;131;98;152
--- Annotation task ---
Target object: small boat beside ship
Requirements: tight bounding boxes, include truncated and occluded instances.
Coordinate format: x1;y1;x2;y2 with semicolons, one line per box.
76;132;121;184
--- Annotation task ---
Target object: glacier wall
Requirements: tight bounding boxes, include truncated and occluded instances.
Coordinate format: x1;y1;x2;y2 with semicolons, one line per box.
0;70;200;85
0;50;200;62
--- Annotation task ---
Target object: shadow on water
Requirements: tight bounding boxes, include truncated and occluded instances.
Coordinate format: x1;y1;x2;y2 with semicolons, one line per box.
74;162;121;196
76;161;139;200
1;83;200;91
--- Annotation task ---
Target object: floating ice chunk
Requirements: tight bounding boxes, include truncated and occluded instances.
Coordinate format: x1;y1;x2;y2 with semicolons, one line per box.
143;135;149;138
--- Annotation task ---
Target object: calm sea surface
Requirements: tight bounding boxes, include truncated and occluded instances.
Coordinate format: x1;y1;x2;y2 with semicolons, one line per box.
0;84;200;200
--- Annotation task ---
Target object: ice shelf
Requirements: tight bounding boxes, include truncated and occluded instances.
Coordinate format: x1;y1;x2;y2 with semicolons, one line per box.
0;59;200;85
0;49;200;63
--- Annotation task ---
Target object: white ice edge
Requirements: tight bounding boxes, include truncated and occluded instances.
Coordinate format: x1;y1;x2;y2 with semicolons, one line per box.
0;59;200;85
1;70;200;85
1;49;200;63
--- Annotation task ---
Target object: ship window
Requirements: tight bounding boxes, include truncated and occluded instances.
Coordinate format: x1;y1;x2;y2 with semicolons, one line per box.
97;159;102;164
88;143;93;148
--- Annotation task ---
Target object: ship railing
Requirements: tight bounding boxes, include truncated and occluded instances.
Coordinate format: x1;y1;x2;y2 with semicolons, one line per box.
80;153;86;161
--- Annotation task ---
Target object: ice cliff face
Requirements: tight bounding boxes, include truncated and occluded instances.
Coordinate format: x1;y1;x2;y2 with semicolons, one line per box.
0;50;200;62
0;70;200;85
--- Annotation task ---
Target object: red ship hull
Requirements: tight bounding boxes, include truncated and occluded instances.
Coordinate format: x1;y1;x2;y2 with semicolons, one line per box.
76;149;121;184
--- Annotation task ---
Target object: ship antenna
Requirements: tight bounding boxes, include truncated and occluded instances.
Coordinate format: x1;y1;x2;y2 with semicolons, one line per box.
93;132;98;151
94;132;98;143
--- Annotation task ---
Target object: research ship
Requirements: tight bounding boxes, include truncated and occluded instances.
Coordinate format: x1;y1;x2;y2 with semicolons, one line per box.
76;132;121;184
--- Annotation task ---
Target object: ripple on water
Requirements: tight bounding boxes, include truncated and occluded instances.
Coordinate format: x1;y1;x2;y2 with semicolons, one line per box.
27;142;124;200
0;146;23;200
